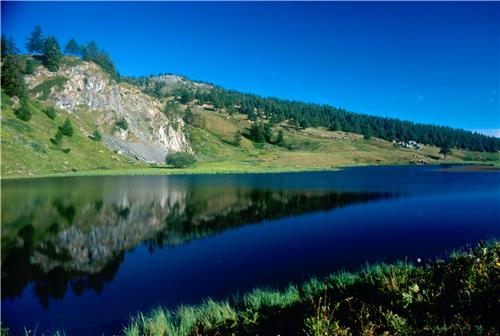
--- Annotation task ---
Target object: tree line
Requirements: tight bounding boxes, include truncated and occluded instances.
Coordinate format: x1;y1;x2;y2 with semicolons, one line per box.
1;25;120;101
3;26;499;153
198;88;500;152
127;76;500;153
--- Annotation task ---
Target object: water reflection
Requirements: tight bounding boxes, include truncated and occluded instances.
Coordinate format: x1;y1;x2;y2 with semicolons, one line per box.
1;176;392;306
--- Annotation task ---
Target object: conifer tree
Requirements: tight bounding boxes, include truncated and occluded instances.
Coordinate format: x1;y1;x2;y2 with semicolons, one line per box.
1;35;19;57
64;38;80;55
439;143;452;158
1;55;27;98
277;130;285;146
43;36;62;71
25;25;45;54
14;98;32;121
59;118;74;137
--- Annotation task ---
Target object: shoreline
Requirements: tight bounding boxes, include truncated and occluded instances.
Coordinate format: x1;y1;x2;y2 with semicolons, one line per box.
5;239;498;336
122;239;498;336
1;161;499;180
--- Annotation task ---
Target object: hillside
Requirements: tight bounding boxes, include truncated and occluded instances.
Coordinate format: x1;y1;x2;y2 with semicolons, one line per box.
1;56;499;178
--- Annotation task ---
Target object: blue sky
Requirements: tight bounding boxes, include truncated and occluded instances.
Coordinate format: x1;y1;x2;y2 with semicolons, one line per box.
2;2;499;133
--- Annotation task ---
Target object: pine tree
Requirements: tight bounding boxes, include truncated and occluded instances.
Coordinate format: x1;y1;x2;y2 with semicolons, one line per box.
82;41;99;61
363;127;372;140
59;118;74;136
1;35;19;57
247;107;257;121
24;59;36;75
64;38;80;55
44;106;57;120
51;130;63;145
277;130;285;146
43;36;62;71
25;25;45;54
439;143;452;158
81;41;120;82
1;55;27;98
263;123;273;142
179;91;192;104
14;98;32;121
249;122;267;143
329;121;341;132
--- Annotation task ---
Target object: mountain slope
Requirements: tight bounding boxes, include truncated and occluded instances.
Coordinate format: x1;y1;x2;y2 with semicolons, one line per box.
1;92;140;176
183;107;499;170
1;56;499;177
130;74;500;153
25;58;190;162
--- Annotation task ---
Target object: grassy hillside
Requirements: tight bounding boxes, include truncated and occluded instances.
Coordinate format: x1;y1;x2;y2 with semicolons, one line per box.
1;93;140;177
183;106;499;171
2;67;499;179
2;95;499;178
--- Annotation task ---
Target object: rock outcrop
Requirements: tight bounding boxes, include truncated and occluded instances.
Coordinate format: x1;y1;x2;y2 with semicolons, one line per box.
26;61;190;163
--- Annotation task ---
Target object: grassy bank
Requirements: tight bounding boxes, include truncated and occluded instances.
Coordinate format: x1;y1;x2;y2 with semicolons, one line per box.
124;240;500;336
0;161;337;180
3;97;499;179
3;161;499;180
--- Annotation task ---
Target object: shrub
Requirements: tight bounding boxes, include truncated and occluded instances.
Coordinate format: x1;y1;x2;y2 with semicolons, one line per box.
277;129;285;147
50;130;63;145
249;122;266;143
427;154;441;160
14;98;32;121
116;117;129;131
1;55;27;98
183;108;205;128
90;130;102;141
232;131;242;146
59;118;74;136
24;59;37;75
44;106;57;120
165;152;196;168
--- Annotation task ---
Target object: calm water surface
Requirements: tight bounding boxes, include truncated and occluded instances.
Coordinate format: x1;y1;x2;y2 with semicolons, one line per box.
2;166;499;335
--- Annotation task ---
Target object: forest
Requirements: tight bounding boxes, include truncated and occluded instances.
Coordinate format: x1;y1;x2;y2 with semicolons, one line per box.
128;75;500;153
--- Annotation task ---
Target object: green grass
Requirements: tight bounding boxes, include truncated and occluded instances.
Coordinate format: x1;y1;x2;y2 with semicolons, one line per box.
185;110;500;172
2;93;499;179
124;240;500;336
1;96;139;177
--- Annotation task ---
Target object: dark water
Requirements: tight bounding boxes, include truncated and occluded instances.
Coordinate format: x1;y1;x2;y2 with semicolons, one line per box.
2;165;499;335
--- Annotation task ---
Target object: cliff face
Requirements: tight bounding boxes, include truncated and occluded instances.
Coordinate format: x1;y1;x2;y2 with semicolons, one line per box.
25;61;190;163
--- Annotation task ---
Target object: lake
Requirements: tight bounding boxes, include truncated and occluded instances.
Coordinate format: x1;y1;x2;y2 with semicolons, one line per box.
2;165;499;335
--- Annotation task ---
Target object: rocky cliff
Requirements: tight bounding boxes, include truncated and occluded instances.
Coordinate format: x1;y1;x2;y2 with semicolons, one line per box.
25;61;190;163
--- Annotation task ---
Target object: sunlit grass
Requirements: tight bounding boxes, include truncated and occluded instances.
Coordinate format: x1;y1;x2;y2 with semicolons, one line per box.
122;240;499;336
3;101;498;179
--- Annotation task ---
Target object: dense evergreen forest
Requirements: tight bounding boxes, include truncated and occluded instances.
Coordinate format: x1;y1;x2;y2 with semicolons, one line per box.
128;75;500;153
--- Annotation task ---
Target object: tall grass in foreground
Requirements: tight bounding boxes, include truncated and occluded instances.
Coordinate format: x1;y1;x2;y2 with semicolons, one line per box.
124;240;500;336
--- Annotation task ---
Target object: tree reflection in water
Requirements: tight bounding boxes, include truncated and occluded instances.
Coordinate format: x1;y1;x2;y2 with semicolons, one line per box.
1;176;393;307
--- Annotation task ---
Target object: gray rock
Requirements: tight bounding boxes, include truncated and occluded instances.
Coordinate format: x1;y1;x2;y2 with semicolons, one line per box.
26;62;191;163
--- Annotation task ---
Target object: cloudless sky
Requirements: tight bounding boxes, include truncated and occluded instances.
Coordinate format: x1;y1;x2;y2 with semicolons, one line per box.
2;2;499;132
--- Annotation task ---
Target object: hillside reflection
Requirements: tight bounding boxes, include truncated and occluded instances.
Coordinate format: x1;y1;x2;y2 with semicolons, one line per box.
1;176;393;306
